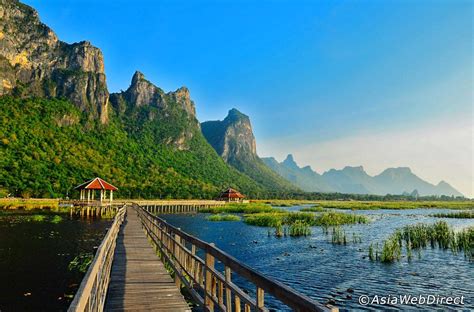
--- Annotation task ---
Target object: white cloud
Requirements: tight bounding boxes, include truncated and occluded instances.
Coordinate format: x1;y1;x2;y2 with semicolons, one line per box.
259;115;474;197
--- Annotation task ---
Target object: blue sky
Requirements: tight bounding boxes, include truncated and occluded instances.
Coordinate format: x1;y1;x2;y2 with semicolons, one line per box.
25;0;472;196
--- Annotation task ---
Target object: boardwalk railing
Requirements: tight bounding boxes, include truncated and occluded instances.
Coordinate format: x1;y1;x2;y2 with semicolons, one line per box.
68;206;127;312
135;204;335;312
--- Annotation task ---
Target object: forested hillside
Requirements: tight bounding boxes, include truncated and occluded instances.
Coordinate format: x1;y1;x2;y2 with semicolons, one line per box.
0;96;268;198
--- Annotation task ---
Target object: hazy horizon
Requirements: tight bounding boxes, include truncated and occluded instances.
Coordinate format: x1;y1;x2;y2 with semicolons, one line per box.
24;0;473;197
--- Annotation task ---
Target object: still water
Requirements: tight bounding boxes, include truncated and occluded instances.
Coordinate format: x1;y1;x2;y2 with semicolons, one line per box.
161;207;474;311
0;210;111;311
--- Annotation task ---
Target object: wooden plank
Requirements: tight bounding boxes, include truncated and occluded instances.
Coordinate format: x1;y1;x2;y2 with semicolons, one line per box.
104;206;191;312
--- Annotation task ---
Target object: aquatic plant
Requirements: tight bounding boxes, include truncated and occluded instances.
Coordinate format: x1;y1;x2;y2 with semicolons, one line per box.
206;214;241;221
68;253;94;273
371;221;474;263
200;203;278;214
244;211;367;227
431;211;474;219
300;206;325;212
380;237;402;263
314;211;369;226
30;215;46;222
244;212;288;227
331;227;347;245
289;221;311;236
51;215;63;224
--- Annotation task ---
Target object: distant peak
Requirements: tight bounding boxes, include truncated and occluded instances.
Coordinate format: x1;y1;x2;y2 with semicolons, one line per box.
283;154;299;168
382;167;413;175
343;165;365;172
131;70;145;84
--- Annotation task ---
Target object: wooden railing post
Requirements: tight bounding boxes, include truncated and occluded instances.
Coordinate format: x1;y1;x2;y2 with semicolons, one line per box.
225;266;232;312
205;245;215;311
256;287;264;311
174;232;181;288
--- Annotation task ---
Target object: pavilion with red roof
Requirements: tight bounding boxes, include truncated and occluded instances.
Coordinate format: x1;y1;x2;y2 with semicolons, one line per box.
218;187;245;202
75;177;118;203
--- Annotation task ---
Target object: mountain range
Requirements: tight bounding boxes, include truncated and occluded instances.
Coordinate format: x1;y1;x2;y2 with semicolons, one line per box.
0;0;463;198
262;155;463;197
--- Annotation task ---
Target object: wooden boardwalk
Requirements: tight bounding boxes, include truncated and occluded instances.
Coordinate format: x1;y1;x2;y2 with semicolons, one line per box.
104;206;191;311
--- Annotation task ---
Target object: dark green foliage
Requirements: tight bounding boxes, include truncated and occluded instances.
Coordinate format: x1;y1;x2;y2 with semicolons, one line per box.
0;96;270;198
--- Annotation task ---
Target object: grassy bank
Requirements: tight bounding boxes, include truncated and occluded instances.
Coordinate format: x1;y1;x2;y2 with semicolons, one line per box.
0;198;59;209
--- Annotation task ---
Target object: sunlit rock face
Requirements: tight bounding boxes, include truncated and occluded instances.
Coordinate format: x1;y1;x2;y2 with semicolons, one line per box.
109;71;199;150
201;108;257;162
0;0;109;123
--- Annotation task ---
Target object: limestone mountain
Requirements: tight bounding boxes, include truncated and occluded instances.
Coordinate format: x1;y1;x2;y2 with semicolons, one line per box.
202;109;298;191
0;0;295;198
373;168;463;197
264;154;463;197
110;71;199;150
0;0;109;123
263;155;334;192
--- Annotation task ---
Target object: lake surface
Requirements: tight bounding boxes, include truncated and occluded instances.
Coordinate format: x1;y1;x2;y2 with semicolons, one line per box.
0;210;111;311
161;207;474;311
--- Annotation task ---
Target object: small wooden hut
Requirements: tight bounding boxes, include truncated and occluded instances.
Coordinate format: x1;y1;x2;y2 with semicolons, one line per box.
75;177;118;203
218;187;245;202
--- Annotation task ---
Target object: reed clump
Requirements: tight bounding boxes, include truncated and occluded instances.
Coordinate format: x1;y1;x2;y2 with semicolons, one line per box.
370;221;473;263
431;211;474;219
206;214;241;222
300;206;326;212
289;220;311;236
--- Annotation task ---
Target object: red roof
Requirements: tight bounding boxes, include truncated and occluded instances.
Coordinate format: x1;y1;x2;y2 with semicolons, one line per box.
75;177;118;191
219;188;245;199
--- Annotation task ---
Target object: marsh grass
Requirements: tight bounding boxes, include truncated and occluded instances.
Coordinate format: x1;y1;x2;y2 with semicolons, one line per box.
331;227;347;245
257;200;317;207
313;200;474;210
372;221;473;263
0;198;59;209
206;214;241;222
300;206;326;212
244;211;368;227
200;203;278;214
431;211;474;219
289;221;311;236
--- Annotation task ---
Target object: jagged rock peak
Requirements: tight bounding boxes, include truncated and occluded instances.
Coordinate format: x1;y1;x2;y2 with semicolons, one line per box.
0;0;109;123
131;70;146;84
120;71;196;117
201;108;257;162
123;70;163;108
283;154;299;168
170;86;196;117
226;108;249;121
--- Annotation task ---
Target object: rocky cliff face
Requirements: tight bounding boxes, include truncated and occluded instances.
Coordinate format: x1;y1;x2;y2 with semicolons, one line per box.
201;108;257;162
110;71;199;150
0;0;109;123
202;109;298;191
